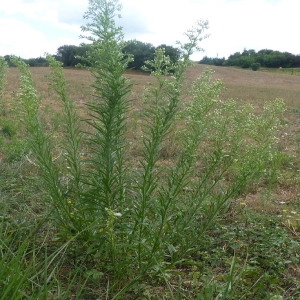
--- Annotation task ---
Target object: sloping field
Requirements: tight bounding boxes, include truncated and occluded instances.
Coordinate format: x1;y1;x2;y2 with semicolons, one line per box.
188;65;300;109
5;64;300;110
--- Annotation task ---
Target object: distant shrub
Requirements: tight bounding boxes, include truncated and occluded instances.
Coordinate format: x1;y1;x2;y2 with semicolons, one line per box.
251;62;261;71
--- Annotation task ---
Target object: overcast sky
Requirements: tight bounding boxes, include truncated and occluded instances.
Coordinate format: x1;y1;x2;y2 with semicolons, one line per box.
0;0;299;60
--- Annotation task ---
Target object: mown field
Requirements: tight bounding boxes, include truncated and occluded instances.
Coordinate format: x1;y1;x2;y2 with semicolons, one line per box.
0;64;300;299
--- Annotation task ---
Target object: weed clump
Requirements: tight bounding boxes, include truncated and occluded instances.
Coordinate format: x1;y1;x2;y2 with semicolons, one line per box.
0;0;296;298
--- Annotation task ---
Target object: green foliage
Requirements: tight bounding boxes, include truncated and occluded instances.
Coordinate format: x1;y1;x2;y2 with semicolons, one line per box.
251;62;261;71
81;0;132;213
239;56;255;68
11;56;67;229
0;216;86;299
122;40;155;70
0;118;17;138
0;56;7;100
1;0;293;298
202;49;300;69
53;40;181;70
256;49;300;68
200;55;226;66
156;44;181;63
0;59;31;162
187;212;300;299
24;56;48;67
0;222;35;299
0;56;7;117
3;55;14;67
227;50;300;68
122;40;181;71
56;44;91;67
4;138;30;162
3;55;49;67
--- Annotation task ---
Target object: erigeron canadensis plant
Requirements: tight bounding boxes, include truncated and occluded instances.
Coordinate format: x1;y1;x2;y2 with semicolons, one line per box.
13;0;286;297
12;57;69;228
0;56;7;124
0;57;7;103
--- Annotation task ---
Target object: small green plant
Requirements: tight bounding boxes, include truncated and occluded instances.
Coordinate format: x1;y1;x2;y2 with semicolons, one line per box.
0;215;89;299
0;119;16;138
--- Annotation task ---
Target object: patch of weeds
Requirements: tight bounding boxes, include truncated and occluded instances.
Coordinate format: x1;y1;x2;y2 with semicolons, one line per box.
0;159;44;221
280;208;300;231
189;210;300;299
0;116;30;161
1;1;293;298
51;111;64;131
0;118;17;138
4;138;30;162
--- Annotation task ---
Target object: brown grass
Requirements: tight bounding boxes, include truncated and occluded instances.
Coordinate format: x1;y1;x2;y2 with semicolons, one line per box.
188;65;300;110
5;64;300;112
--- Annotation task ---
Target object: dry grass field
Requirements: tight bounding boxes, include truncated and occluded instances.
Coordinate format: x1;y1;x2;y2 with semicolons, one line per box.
1;64;300;298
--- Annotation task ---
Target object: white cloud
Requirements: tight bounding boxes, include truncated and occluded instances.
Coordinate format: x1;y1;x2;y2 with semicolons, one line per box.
118;0;299;59
0;0;298;59
0;18;46;57
0;0;86;57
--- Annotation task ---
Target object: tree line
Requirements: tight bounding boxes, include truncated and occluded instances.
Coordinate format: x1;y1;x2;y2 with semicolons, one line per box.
2;41;180;71
4;45;299;71
200;49;300;70
3;55;49;67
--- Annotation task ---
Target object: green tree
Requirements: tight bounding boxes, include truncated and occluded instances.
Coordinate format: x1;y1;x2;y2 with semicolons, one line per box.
56;45;89;67
122;41;181;71
199;56;225;66
156;44;181;64
225;51;241;66
225;49;297;68
199;55;214;65
3;55;16;67
122;40;155;70
25;57;48;67
0;56;7;101
239;56;255;68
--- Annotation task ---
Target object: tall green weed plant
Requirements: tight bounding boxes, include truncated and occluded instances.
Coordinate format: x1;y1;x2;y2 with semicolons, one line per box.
12;0;285;297
0;57;7;103
0;57;8;143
